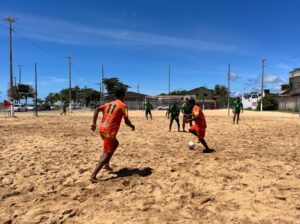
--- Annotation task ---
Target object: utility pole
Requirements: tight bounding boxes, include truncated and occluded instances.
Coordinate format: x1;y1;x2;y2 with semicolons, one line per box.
4;17;17;117
228;63;231;116
260;59;266;111
101;64;104;103
18;64;23;84
66;56;72;112
34;63;38;116
137;83;140;93
168;64;171;94
83;85;86;109
14;76;17;86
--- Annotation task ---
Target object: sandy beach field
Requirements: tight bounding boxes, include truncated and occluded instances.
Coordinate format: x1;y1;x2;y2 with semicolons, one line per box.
0;109;299;223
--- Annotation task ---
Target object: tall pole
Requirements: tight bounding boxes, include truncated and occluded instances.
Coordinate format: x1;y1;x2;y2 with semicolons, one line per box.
34;63;38;116
260;59;266;111
18;64;23;84
137;83;140;93
102;64;104;103
4;17;17;117
66;56;72;112
168;64;171;94
228;63;231;116
84;85;86;109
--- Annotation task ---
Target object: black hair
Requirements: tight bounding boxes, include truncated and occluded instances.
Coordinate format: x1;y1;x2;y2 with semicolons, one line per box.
115;88;126;99
189;99;196;105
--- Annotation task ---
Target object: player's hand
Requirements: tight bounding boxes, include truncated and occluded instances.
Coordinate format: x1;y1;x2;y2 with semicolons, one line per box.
91;124;96;131
131;125;135;131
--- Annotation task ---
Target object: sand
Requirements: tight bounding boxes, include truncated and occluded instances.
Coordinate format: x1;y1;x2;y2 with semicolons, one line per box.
0;109;299;223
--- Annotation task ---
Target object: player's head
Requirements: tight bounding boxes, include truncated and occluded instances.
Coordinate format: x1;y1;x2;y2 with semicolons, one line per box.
185;97;190;103
173;101;177;105
189;99;196;107
115;88;126;101
237;96;241;101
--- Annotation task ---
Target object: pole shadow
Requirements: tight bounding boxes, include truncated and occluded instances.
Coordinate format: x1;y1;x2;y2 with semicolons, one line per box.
105;167;153;181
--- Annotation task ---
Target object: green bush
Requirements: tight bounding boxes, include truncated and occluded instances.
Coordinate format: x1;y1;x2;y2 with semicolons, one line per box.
257;95;278;111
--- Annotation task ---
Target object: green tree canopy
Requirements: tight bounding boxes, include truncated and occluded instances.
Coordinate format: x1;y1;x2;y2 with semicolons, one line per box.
102;77;130;95
257;95;278;111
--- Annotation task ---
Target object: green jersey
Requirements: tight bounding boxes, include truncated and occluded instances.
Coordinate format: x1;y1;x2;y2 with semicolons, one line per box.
233;100;243;113
181;103;191;115
169;105;180;119
144;102;153;111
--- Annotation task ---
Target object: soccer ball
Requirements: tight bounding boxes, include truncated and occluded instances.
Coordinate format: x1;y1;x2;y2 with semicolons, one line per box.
188;141;195;149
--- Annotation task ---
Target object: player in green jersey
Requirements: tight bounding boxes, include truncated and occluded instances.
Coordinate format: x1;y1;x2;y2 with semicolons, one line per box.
167;101;180;132
232;97;243;124
181;97;192;132
144;101;153;120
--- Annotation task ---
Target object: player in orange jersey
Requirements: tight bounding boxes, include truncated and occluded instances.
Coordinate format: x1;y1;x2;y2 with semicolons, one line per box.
188;99;213;153
90;89;135;183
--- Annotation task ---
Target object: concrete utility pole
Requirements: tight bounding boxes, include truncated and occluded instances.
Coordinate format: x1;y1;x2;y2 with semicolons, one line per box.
102;64;104;103
137;83;140;94
228;63;231;116
4;16;17;117
34;63;38;116
168;64;171;94
66;56;72;112
18;64;23;84
260;59;266;111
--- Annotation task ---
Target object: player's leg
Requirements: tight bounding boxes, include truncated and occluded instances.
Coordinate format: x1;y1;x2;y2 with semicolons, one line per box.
237;113;240;124
149;110;153;120
169;118;174;131
199;138;210;151
104;139;119;171
233;112;236;124
90;152;111;182
189;125;198;137
182;116;186;131
175;117;180;132
90;137;116;182
145;110;148;120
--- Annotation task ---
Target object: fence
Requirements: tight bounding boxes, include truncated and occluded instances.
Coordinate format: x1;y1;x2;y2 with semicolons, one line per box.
277;95;300;111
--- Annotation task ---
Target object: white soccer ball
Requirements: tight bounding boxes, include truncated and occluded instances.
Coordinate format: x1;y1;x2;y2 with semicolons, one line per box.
188;141;195;149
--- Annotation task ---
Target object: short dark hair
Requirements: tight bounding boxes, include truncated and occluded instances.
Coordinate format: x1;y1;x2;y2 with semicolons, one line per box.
115;88;126;98
189;99;196;105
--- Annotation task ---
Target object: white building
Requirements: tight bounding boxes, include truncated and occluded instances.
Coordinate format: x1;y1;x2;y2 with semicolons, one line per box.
242;92;262;110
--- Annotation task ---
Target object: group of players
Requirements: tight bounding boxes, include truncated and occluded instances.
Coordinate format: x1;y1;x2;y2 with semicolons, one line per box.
89;89;243;182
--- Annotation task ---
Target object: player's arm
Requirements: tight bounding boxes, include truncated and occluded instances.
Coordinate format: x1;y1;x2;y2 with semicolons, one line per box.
187;110;199;122
91;106;104;131
124;117;135;131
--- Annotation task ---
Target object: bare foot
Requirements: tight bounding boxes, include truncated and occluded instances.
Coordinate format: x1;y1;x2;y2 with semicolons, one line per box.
89;177;99;183
104;165;113;172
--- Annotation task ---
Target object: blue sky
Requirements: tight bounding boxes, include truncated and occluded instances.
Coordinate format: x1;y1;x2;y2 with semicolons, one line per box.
1;0;300;100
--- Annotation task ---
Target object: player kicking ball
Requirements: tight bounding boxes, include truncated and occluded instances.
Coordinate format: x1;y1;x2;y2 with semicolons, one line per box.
188;99;214;153
90;89;135;183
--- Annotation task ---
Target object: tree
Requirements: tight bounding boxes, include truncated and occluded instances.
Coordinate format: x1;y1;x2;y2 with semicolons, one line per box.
169;90;188;95
214;84;229;108
102;77;130;95
257;95;278;111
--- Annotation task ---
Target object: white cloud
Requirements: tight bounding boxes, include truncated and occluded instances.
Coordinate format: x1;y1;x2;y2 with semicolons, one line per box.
264;74;280;83
3;12;238;52
230;72;239;80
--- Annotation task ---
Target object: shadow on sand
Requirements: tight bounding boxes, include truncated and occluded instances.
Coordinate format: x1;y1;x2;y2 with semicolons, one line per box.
105;167;153;180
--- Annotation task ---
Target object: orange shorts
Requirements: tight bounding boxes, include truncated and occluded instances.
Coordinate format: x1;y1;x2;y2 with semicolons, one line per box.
100;132;117;153
189;125;206;140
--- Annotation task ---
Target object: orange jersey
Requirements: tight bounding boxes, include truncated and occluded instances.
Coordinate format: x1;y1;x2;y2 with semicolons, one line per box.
99;99;129;137
192;105;207;129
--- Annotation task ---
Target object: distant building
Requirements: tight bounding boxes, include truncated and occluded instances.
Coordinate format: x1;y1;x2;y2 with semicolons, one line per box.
242;92;262;110
277;68;300;111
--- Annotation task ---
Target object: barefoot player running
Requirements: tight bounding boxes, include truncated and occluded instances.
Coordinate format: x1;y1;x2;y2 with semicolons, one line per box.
181;97;192;132
188;99;213;153
90;89;135;183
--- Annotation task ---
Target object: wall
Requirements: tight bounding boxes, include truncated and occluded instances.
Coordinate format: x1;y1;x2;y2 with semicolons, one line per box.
277;95;300;111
